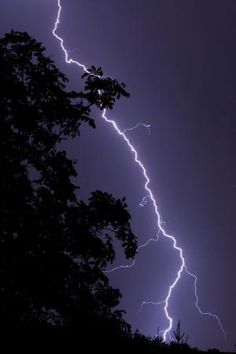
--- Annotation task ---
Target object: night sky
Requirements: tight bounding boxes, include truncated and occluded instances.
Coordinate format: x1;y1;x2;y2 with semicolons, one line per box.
1;0;236;351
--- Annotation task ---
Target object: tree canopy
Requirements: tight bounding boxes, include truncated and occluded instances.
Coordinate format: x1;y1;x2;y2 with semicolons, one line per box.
0;31;137;345
0;30;214;354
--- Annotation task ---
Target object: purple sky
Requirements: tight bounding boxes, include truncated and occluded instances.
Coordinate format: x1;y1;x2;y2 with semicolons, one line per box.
1;0;236;351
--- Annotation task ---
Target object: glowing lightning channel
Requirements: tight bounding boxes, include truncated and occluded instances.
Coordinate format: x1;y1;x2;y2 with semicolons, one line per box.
52;0;226;342
52;1;89;74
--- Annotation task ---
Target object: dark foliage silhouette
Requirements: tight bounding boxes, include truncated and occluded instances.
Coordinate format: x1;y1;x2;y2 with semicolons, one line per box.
173;320;189;345
0;30;137;349
168;320;191;353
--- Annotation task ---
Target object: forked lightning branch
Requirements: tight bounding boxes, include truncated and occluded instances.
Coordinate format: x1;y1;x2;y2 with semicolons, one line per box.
52;0;226;341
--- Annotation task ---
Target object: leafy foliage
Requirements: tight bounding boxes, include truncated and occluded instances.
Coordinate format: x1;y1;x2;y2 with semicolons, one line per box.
173;320;188;345
81;65;130;109
0;30;137;338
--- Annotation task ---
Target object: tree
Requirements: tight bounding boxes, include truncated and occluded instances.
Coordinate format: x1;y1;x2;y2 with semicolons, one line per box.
173;320;188;345
152;327;165;346
0;30;137;343
170;320;190;353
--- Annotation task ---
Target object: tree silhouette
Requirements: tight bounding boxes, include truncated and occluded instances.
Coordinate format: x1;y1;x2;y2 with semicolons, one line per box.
173;320;188;345
0;30;137;346
169;320;190;353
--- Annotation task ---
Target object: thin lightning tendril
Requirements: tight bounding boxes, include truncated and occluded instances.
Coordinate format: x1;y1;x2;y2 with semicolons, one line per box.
123;122;151;135
185;267;226;337
139;300;165;313
139;195;150;207
105;232;161;274
52;0;226;342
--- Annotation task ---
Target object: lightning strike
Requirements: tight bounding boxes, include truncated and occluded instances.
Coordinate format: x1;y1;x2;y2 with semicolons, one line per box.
52;0;226;342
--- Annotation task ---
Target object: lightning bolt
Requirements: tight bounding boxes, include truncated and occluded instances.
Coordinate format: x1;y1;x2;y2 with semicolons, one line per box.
52;0;226;342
